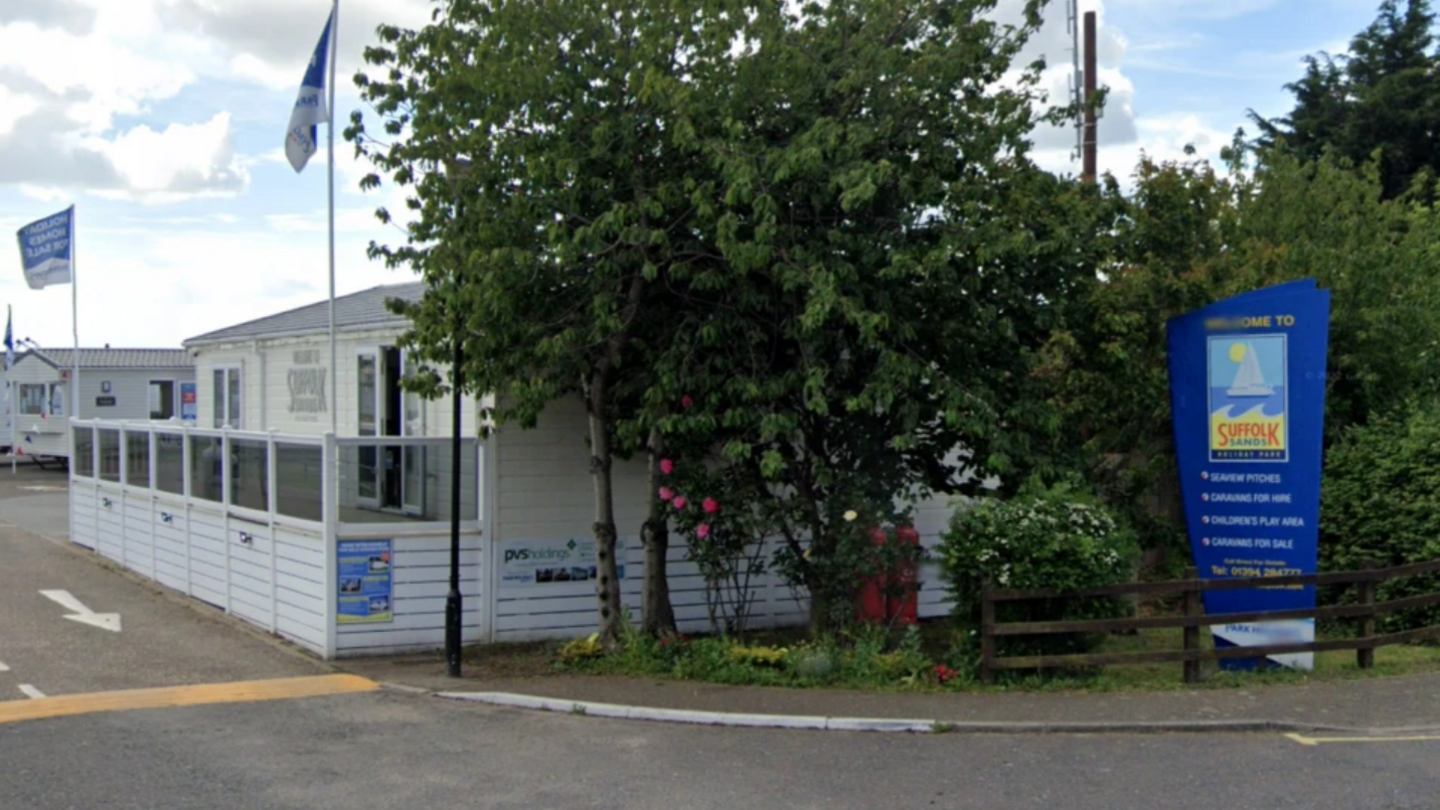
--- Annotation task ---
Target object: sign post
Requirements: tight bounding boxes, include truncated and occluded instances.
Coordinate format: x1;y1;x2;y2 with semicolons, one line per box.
1167;280;1331;670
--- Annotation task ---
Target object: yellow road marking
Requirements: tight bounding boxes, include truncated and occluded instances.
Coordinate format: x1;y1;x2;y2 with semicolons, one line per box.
0;674;379;726
1286;732;1440;746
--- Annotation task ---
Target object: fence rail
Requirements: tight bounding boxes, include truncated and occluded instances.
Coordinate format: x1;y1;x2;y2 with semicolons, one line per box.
979;559;1440;684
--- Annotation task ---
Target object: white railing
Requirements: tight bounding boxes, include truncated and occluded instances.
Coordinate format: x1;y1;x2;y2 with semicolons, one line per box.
69;419;484;658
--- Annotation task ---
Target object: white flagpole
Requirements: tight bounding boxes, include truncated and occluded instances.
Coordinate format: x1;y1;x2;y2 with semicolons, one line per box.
9;305;14;475
71;205;79;428
327;0;339;434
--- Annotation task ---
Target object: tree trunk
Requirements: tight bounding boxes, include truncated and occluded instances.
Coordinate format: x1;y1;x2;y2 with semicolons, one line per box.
584;371;626;648
641;429;678;638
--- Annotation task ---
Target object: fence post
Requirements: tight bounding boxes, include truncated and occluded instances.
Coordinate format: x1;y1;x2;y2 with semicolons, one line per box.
1183;566;1201;685
980;580;996;685
1357;561;1377;670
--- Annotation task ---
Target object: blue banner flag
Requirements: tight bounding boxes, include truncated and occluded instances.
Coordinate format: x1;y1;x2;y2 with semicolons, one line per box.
1168;282;1331;670
16;207;74;289
285;9;334;173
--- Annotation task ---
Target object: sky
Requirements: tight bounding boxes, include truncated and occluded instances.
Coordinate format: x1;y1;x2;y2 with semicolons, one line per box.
0;0;1391;349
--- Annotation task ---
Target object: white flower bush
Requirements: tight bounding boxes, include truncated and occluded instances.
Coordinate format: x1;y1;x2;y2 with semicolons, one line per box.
938;482;1139;657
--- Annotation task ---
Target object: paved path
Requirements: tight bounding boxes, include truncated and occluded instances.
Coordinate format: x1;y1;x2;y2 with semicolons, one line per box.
0;462;1436;809
0;466;322;698
3;691;1439;810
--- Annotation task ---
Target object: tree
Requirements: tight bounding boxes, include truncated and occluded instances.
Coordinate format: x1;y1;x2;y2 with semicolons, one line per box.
348;0;753;644
1251;0;1440;199
621;0;1108;629
1040;148;1440;556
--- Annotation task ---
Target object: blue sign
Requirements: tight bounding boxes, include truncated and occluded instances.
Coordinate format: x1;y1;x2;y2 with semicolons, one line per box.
337;539;394;624
16;207;74;290
180;382;197;422
1167;282;1331;670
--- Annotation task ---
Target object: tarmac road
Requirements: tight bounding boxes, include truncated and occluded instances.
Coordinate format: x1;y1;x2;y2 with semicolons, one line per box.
0;461;1437;809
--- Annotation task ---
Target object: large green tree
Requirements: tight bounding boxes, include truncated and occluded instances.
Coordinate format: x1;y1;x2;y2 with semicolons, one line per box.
1041;149;1440;554
348;0;753;643
350;0;1109;637
1252;0;1440;199
617;0;1108;628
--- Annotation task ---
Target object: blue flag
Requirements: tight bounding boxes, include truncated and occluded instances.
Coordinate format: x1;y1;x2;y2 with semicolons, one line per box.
16;207;73;289
286;9;334;173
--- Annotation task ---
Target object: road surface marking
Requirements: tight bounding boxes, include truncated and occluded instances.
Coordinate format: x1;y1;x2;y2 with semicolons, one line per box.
38;589;122;633
1286;732;1440;746
0;675;379;726
18;685;45;700
0;661;9;672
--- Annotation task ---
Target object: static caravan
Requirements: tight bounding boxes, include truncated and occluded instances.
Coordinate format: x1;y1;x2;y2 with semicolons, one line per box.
72;282;954;657
10;348;193;461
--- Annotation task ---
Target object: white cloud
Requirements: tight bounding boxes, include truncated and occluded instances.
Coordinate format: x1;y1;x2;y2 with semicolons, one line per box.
0;84;39;137
80;112;247;204
229;52;296;91
18;185;69;203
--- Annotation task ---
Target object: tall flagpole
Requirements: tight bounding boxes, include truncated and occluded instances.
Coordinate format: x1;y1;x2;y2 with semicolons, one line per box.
71;205;79;425
9;305;14;475
327;0;339;434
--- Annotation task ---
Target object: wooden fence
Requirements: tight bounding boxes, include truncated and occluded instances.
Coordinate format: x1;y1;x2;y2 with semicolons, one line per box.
979;559;1440;684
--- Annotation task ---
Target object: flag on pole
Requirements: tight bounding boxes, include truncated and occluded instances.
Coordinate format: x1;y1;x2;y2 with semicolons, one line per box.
285;10;334;173
3;306;12;371
16;207;74;289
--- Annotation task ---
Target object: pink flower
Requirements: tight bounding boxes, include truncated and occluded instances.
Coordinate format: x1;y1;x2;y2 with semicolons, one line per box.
681;396;694;410
658;487;674;502
702;497;720;515
660;459;675;475
696;523;711;539
673;496;688;510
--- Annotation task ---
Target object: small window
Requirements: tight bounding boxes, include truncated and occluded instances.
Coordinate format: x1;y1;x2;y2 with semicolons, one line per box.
212;368;241;428
149;380;175;420
19;384;45;415
48;383;64;417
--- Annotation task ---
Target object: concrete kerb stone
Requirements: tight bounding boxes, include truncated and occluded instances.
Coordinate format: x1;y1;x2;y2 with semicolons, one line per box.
428;690;1367;735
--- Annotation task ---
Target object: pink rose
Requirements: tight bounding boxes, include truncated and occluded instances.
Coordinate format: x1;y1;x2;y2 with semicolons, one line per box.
673;496;688;510
696;523;711;539
702;497;720;515
658;487;674;502
660;459;675;475
681;396;694;410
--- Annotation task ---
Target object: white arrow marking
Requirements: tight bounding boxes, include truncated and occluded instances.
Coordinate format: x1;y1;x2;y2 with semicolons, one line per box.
18;685;45;700
0;661;9;672
39;590;122;633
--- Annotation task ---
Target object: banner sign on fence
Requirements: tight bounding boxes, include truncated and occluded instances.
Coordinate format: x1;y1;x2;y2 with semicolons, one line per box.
337;539;393;623
1167;280;1331;670
500;537;622;586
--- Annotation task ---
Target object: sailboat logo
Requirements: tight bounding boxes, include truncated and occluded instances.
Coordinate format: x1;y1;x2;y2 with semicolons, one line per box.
1227;342;1273;397
1208;335;1288;462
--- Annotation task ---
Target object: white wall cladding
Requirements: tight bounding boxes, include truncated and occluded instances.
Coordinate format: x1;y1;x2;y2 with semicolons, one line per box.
70;397;964;659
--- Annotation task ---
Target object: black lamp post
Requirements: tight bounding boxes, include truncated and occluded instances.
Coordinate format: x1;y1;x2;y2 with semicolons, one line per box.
445;335;463;677
445;157;470;679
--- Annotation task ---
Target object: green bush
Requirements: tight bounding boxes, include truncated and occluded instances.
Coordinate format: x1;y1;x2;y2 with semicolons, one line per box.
938;481;1139;658
1322;402;1440;631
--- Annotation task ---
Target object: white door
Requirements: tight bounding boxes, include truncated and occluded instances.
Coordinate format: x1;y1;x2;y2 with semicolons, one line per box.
355;348;384;509
400;351;425;516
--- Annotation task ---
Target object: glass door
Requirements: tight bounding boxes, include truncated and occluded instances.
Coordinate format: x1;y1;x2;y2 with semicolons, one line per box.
400;351;426;516
356;350;381;509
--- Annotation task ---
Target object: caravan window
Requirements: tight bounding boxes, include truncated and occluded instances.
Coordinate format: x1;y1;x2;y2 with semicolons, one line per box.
212;368;241;428
48;383;63;417
149;380;175;420
19;384;45;415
